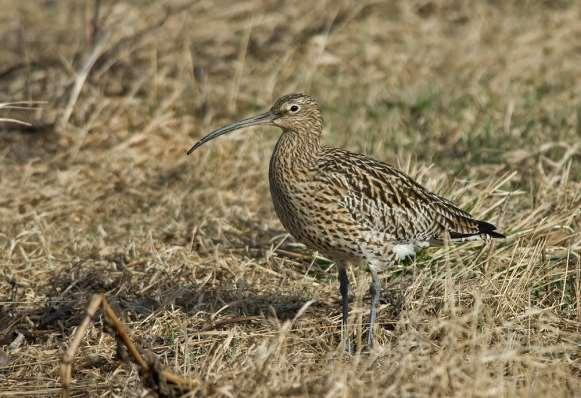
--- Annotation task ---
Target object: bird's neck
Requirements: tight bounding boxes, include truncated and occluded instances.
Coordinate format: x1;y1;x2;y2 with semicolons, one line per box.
272;129;322;170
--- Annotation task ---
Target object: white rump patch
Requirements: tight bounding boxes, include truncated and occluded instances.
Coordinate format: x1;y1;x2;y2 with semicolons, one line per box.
392;244;417;260
392;241;431;260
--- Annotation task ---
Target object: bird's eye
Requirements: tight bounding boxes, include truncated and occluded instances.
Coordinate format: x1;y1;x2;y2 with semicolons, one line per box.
289;105;300;113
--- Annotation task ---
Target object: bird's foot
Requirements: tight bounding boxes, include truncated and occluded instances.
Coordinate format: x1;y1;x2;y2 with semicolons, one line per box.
341;326;354;354
365;329;375;352
342;337;354;354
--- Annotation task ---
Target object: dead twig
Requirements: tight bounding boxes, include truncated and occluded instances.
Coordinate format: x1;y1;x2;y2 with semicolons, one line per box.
0;101;47;128
60;294;201;397
59;33;109;129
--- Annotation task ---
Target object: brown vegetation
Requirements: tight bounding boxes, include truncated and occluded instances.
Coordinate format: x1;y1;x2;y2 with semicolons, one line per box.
0;0;579;396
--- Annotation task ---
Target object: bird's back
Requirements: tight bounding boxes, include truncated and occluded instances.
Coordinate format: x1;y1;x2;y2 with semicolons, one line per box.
315;146;503;244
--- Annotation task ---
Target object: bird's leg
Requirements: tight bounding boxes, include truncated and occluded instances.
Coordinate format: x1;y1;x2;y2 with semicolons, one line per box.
367;265;380;349
338;264;352;353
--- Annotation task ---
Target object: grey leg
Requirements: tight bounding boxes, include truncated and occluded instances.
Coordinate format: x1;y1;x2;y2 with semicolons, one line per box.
338;265;352;353
367;265;380;349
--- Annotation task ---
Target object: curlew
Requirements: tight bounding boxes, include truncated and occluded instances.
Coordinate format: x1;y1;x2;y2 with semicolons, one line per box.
187;93;504;349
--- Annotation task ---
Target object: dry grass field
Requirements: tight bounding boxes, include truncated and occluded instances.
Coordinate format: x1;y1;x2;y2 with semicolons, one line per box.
1;0;580;396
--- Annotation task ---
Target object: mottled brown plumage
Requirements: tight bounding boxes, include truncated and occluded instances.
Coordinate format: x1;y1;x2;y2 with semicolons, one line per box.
187;93;504;350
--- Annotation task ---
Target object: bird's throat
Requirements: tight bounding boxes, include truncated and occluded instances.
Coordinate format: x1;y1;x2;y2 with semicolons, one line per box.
272;129;321;170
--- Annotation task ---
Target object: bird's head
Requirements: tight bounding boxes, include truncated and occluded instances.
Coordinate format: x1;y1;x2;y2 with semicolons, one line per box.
269;93;322;132
187;93;322;155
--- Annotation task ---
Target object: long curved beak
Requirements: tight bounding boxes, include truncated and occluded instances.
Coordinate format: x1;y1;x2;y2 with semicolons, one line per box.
187;111;276;155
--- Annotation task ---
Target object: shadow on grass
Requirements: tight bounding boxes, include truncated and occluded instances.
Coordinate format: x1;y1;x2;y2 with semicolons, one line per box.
1;257;338;347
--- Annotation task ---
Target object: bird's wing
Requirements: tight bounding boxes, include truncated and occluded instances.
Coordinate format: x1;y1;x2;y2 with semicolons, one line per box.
316;148;500;243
